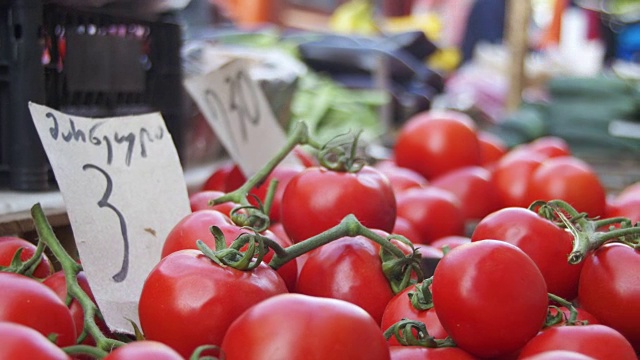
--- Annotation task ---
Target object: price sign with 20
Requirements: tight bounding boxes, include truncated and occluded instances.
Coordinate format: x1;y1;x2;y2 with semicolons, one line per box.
29;103;191;333
184;58;297;177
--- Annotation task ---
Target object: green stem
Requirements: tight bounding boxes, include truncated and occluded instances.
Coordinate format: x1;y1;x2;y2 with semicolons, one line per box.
547;293;580;326
31;203;125;351
383;319;456;348
63;344;109;359
409;277;434;311
19;239;47;276
189;345;222;360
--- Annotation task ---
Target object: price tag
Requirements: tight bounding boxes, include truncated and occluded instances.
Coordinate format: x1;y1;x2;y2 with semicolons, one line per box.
183;58;298;177
28;103;191;333
609;119;640;140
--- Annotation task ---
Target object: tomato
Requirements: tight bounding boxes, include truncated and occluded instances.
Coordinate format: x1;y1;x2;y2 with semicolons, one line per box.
392;217;422;245
0;321;70;360
188;190;238;215
139;249;288;357
616;181;640;203
161;210;297;291
522;136;572;159
295;233;409;324
429;235;471;253
374;161;428;194
248;164;305;222
519;350;596;360
381;284;448;346
526;156;606;218
0;272;77;347
0;236;53;279
393;109;481;180
431;165;502;221
517;324;637;360
389;346;475;360
201;161;237;192
395;187;464;245
491;150;545;208
221;293;391;360
103;341;185;360
281;165;396;243
578;243;640;350
432;240;548;358
43;270;111;346
471;207;582;300
478;130;507;167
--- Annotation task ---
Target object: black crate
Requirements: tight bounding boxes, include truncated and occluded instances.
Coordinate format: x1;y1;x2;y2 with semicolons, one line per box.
0;0;187;191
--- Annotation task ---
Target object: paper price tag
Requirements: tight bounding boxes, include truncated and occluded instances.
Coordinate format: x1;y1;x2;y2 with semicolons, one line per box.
28;103;191;333
184;58;298;177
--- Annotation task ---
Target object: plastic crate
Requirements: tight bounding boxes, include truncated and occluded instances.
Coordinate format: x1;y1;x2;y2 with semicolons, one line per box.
0;0;187;191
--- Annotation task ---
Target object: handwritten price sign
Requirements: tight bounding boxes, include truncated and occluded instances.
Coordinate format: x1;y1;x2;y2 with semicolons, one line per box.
29;103;191;333
184;58;298;177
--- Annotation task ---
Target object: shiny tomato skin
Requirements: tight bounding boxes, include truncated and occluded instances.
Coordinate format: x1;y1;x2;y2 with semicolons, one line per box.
0;236;53;279
221;293;391;360
578;243;640;350
389;346;475;360
103;341;185;360
393;110;481;180
138;249;288;357
471;207;582;301
188;190;238;215
517;324;637;360
606;197;640;224
392;216;422;245
431;165;502;221
395;187;464;245
526;156;606;218
0;272;77;347
478;131;507;167
432;240;548;358
43;271;111;346
381;284;448;346
295;235;398;324
524;136;572;158
0;321;70;360
491;150;545;208
281;166;396;243
520;350;596;360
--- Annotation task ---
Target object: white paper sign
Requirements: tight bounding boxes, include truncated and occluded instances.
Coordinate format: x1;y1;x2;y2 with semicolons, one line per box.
609;119;640;140
183;58;298;177
28;102;191;333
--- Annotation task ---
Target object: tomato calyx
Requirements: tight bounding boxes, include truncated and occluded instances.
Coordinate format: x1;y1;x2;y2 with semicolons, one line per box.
383;318;456;348
545;293;586;327
0;241;46;278
408;277;434;311
196;228;269;271
316;130;367;173
380;234;424;294
532;200;640;264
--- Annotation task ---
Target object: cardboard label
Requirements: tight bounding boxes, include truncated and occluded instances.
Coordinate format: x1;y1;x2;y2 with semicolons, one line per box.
184;58;298;177
29;103;191;333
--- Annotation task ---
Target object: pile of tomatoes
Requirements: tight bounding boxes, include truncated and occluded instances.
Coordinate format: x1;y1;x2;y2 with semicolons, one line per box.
2;109;640;359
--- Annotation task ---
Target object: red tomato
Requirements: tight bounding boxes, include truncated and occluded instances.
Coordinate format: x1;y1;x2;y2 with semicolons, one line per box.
471;207;582;300
432;240;548;358
606;195;640;224
103;341;185;360
395;187;464;245
188;190;238;215
393;109;481;180
295;234;408;324
431;165;502;221
0;236;53;279
578;243;640;350
389;346;475;360
201;161;237;192
43;271;111;346
248;164;304;222
524;136;572;158
381;283;448;346
0;272;77;347
139;249;288;357
0;321;70;360
491;150;545;208
517;324;636;360
392;217;422;245
374;161;429;194
281;165;396;243
547;306;600;326
478;131;507;167
519;350;596;360
616;181;640;203
526;156;606;218
429;235;471;253
221;293;391;360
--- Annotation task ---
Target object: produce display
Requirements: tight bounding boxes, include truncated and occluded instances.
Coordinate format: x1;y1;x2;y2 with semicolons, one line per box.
2;109;640;359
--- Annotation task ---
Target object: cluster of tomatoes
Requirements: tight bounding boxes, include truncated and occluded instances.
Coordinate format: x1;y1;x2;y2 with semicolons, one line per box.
2;109;640;359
